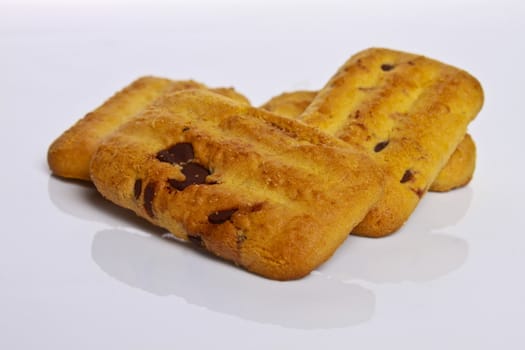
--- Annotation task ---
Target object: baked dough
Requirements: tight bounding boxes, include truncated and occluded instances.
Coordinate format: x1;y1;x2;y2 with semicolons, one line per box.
48;77;249;180
90;90;384;280
261;90;476;193
296;48;483;237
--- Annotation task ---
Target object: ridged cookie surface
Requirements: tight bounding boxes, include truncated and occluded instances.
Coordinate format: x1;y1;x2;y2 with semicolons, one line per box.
261;90;477;192
297;48;483;237
90;90;384;280
47;77;249;180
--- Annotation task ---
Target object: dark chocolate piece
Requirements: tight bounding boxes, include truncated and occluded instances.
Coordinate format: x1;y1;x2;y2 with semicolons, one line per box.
144;182;157;217
400;169;414;183
187;234;204;247
208;208;238;224
374;140;389;152
133;179;142;199
411;187;425;198
156;143;194;165
168;163;210;190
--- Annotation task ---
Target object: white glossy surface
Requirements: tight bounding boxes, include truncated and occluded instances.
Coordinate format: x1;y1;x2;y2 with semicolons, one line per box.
1;1;524;348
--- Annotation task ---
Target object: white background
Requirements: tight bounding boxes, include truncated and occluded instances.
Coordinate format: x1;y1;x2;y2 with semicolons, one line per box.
1;0;524;349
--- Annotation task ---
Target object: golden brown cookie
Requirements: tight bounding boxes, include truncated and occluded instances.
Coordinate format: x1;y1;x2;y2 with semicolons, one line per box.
47;77;249;181
430;133;476;191
294;48;483;237
90;90;384;280
261;91;318;119
261;90;477;193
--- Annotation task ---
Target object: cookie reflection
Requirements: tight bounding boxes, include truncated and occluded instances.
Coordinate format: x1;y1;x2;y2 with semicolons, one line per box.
48;175;166;233
50;174;472;285
319;188;472;282
92;229;375;330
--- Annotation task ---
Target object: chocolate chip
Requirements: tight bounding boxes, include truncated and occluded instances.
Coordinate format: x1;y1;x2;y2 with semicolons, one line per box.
374;140;389;152
411;188;424;198
400;169;414;183
133;179;142;199
182;163;210;180
208;208;238;224
187;234;204;247
167;163;211;190
144;182;156;217
381;64;395;71
156;143;194;165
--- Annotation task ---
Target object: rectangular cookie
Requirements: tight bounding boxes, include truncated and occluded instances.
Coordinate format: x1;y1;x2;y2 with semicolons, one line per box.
49;73;475;193
47;77;249;181
260;90;477;192
296;48;484;237
90;90;384;280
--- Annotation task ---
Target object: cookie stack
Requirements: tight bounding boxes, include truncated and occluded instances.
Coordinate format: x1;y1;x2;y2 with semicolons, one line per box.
48;48;483;280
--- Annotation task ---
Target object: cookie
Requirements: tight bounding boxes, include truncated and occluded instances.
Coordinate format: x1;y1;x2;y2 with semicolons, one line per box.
430;133;476;192
90;90;384;280
261;91;318;119
261;90;477;192
295;48;483;237
47;77;249;181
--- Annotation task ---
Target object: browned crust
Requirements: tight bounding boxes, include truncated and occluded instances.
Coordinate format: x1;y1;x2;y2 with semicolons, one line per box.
90;90;384;280
296;48;483;237
261;90;477;194
47;77;249;180
430;133;476;191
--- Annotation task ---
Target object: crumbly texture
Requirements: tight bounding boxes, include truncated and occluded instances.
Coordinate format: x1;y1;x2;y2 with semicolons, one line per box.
47;77;249;181
261;90;476;193
295;48;483;237
90;90;384;280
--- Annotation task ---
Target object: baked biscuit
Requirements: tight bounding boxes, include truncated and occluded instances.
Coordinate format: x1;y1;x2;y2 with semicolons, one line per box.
295;48;483;237
430;133;476;191
48;77;249;181
90;90;384;280
261;91;318;119
261;90;477;192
